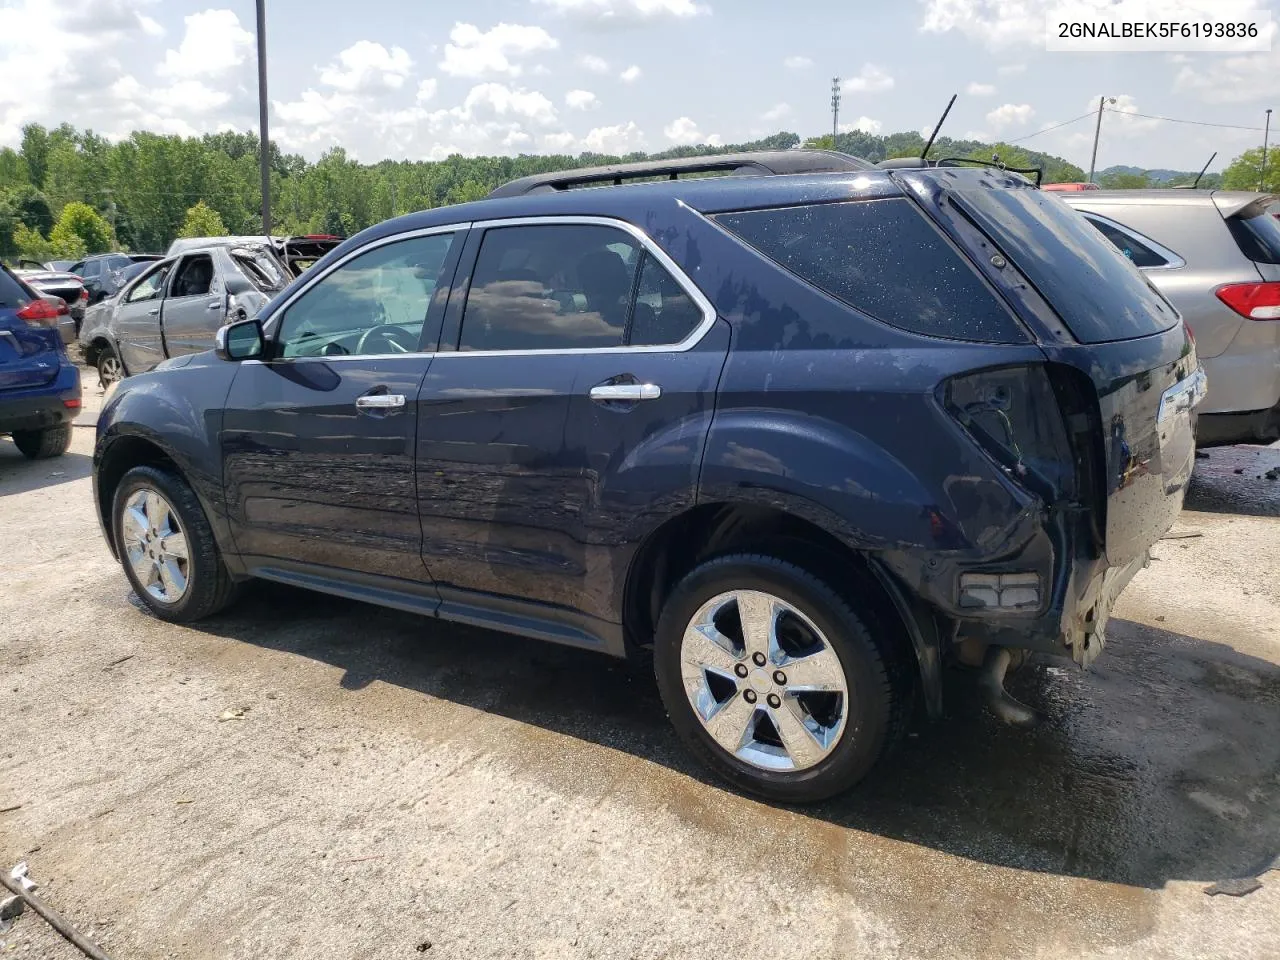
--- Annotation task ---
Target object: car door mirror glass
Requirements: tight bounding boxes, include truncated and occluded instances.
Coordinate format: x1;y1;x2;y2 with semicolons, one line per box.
216;319;264;361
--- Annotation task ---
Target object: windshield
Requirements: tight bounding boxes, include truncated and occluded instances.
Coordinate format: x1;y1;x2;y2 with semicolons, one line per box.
946;183;1178;343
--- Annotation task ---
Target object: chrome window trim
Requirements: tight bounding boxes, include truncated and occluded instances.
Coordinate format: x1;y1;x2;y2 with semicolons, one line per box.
435;214;717;358
1079;211;1186;271
258;223;471;355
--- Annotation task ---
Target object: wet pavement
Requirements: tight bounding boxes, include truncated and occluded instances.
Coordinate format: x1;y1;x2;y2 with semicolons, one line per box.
1;377;1277;959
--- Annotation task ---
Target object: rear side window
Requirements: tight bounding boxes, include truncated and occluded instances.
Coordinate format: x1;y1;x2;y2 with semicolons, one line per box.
1082;216;1170;268
713;198;1025;343
948;186;1178;343
0;268;33;307
1226;210;1280;265
460;224;641;351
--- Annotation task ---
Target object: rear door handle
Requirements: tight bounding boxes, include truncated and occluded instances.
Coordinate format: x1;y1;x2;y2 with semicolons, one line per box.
355;393;406;410
589;383;661;402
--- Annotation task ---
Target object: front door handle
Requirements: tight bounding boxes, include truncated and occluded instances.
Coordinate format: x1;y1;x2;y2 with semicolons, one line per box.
355;393;406;410
589;383;661;402
207;299;223;311
147;308;159;316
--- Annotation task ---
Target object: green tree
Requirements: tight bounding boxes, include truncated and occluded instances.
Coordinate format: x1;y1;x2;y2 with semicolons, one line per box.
1097;171;1152;189
10;185;53;235
50;201;114;254
14;222;59;262
178;200;228;238
0;192;18;260
1222;147;1280;193
21;124;50;188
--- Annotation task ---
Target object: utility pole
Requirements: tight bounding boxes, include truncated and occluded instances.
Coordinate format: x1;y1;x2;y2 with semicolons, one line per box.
1087;95;1115;184
255;0;272;237
1260;108;1273;191
831;77;841;143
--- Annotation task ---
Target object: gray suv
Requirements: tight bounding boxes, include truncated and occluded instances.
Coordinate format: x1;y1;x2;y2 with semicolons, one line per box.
1063;189;1280;446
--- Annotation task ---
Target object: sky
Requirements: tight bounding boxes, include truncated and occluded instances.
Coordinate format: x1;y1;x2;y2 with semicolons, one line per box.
1;0;1278;173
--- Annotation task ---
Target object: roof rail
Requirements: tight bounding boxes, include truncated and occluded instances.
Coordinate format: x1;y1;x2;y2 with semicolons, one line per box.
487;149;874;199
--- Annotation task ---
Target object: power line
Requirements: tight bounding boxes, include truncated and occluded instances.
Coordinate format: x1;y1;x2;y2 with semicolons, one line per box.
1005;111;1097;144
1103;108;1264;131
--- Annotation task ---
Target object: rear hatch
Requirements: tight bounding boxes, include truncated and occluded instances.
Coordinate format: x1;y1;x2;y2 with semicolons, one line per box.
1219;193;1280;283
901;169;1201;566
0;268;62;391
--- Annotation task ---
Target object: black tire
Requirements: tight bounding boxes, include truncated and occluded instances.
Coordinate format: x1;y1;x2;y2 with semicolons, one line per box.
653;553;908;803
97;344;125;388
12;423;73;459
111;464;240;623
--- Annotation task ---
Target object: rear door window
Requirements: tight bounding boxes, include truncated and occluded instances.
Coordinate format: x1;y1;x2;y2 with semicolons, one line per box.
946;185;1178;343
713;198;1026;343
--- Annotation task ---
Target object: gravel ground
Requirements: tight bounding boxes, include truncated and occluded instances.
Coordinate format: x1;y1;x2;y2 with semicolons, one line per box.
1;371;1278;960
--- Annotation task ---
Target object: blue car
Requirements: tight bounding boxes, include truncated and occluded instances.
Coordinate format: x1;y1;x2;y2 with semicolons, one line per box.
1;264;82;459
92;152;1205;801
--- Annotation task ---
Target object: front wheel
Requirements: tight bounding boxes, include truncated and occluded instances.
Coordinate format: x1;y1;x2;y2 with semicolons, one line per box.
653;554;908;803
111;465;240;622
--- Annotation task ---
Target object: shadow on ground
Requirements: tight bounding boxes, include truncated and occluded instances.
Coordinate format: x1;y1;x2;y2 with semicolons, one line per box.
0;445;92;495
188;580;1280;892
1188;444;1280;517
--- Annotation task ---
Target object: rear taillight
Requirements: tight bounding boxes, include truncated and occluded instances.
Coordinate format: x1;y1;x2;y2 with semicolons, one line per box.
16;298;63;327
1215;281;1280;319
941;365;1076;501
78;289;89;302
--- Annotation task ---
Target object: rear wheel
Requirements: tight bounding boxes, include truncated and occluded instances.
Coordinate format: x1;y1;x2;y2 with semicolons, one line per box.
112;465;239;622
653;554;907;803
12;423;73;459
97;346;124;388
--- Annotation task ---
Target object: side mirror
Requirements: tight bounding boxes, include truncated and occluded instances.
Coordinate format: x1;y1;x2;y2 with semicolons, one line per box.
215;318;264;361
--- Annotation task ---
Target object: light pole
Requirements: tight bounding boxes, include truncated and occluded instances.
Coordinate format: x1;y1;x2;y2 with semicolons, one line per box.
831;78;841;143
255;0;272;237
1087;95;1116;184
1260;108;1273;192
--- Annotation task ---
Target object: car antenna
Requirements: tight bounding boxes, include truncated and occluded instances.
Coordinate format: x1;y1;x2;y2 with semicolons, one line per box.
920;94;958;163
1191;151;1216;189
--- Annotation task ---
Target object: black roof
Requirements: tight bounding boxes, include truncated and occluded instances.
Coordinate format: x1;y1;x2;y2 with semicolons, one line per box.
487;150;874;198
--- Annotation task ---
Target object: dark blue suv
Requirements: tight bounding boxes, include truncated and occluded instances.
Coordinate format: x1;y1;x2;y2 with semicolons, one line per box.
1;264;81;459
93;152;1204;801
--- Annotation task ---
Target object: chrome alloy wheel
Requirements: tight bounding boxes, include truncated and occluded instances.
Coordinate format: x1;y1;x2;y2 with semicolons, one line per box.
679;590;850;772
121;489;190;604
99;354;123;385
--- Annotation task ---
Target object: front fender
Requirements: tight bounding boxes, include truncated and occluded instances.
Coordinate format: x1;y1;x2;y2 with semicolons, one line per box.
94;361;240;558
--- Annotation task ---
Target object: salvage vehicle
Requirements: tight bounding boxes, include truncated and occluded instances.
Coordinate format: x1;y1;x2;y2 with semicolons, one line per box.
81;243;290;386
1063;189;1280;446
93;151;1204;802
165;234;341;278
65;253;165;304
15;260;87;337
1;264;81;459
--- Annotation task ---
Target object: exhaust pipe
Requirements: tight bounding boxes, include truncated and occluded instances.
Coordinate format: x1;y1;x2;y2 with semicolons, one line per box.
979;646;1040;727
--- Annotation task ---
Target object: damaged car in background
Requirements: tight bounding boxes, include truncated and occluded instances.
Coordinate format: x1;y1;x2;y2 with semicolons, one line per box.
80;243;291;386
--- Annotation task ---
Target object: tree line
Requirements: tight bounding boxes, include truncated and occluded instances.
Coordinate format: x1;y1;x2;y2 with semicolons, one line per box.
0;121;1261;263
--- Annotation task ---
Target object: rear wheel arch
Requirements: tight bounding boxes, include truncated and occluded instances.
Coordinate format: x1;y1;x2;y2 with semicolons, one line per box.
622;501;929;709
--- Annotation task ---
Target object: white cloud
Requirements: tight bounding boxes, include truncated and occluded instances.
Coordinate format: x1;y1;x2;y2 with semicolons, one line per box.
784;55;813;70
1174;44;1280;104
840;116;882;134
619;64;642;82
536;0;707;25
542;131;580;151
582;121;645;152
565;89;600;110
138;15;164;37
440;22;558;78
1095;93;1162;135
963;129;992;142
761;102;791;122
445;83;559;125
997;63;1026;75
664;116;722;146
159;9;253;79
417;79;438;103
842;63;893;93
580;54;610;73
966;81;996;96
318;41;413;94
986;102;1035;129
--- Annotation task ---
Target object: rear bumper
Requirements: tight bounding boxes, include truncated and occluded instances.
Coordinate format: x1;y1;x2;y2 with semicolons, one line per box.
0;364;82;433
1198;340;1280;416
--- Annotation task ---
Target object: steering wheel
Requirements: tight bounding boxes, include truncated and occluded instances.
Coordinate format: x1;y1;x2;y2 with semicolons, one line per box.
355;324;417;355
